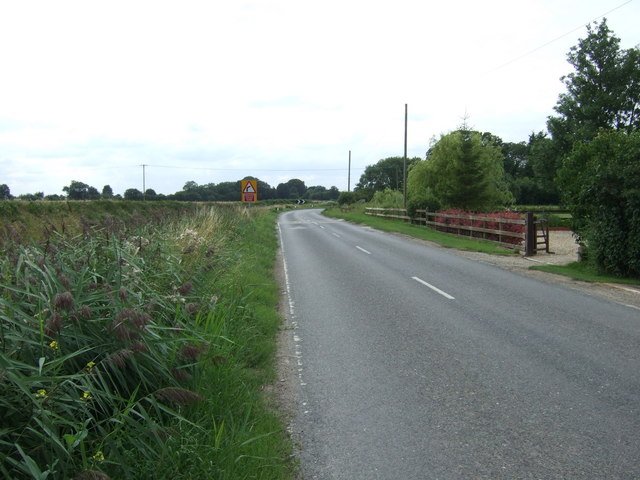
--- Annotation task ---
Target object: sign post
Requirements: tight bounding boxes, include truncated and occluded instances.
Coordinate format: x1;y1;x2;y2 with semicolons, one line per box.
241;180;258;203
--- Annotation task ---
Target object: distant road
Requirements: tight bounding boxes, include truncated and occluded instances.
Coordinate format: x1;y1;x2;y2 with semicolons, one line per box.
278;208;640;480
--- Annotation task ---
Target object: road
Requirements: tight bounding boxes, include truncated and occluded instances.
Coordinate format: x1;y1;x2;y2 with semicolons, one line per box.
277;209;640;480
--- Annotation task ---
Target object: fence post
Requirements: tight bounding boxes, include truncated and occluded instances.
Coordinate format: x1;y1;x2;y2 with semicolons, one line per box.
525;211;536;256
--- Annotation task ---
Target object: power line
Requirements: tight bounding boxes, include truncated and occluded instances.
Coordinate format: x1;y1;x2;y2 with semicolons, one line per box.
489;0;634;73
145;164;366;172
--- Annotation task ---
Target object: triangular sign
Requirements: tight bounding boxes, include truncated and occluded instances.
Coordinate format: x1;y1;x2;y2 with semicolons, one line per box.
243;182;256;193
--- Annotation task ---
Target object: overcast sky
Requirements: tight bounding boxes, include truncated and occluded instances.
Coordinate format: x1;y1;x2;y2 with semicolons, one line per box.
1;0;638;197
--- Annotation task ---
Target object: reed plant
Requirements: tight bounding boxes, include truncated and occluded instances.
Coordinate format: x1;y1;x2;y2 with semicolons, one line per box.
1;203;292;479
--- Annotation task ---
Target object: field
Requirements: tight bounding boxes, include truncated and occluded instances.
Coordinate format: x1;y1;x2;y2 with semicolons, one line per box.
0;201;294;480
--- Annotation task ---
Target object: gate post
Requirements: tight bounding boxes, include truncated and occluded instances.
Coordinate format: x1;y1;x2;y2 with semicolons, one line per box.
525;211;536;256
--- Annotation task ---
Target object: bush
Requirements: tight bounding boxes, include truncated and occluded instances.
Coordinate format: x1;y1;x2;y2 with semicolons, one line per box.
370;188;403;208
558;130;640;276
337;191;355;206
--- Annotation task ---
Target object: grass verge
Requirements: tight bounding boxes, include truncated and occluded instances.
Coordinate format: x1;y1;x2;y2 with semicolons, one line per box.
530;262;640;285
0;203;293;480
323;206;518;255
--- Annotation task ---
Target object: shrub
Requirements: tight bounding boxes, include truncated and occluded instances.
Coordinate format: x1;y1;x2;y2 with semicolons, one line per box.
337;191;355;205
557;130;640;276
370;188;404;208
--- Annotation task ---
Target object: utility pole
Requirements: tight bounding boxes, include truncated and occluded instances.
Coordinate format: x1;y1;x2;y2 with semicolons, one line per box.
403;103;408;209
348;150;351;192
141;164;147;201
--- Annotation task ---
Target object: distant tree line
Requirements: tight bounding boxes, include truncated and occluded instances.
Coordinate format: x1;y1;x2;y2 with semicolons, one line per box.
0;177;340;203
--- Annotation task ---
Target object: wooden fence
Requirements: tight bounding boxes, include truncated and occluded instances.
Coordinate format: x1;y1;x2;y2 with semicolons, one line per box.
364;207;548;255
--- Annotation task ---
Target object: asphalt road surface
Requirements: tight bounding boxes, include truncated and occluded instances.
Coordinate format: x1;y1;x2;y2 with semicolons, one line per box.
277;209;640;480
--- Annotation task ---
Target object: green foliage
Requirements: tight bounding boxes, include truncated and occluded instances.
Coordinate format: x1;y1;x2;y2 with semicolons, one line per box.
1;184;13;200
548;19;640;155
557;130;640;276
409;128;513;211
370;188;404;208
406;160;441;216
355;156;421;197
304;185;340;201
276;178;306;199
101;186;113;199
123;188;144;200
530;261;640;285
0;204;293;479
62;181;101;201
337;191;356;205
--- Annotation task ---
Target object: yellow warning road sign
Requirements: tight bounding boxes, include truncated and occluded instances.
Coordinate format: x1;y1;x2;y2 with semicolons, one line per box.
241;180;258;203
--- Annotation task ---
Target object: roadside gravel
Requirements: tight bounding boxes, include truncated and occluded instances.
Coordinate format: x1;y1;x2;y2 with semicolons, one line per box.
445;229;640;310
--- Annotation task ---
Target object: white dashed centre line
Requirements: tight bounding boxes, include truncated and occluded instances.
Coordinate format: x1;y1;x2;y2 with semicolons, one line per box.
356;246;372;255
412;276;455;300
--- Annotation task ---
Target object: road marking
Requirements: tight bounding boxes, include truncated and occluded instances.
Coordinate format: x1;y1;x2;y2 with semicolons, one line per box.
412;276;455;300
356;246;371;255
332;232;341;238
277;223;297;317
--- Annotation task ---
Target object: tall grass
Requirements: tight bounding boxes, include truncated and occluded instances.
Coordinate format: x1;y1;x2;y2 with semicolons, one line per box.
0;203;292;479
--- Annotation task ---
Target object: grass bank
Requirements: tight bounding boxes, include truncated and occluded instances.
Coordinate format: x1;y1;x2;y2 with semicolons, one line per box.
1;202;293;479
323;205;518;255
530;262;640;285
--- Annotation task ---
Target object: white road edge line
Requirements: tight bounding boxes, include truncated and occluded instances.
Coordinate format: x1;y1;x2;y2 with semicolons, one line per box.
356;246;372;255
412;276;455;300
277;223;296;317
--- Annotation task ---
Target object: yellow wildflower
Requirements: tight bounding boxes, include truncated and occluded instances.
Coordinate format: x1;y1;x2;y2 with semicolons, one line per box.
82;391;93;401
49;340;59;351
91;451;105;463
86;361;96;371
36;389;47;398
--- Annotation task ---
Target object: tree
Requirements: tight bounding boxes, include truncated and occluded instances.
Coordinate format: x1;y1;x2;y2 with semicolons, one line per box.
101;185;114;199
548;19;640;156
183;181;199;191
557;130;640;276
355;157;420;198
18;192;44;201
124;188;144;201
144;189;157;200
219;181;241;201
277;179;307;199
0;184;11;200
408;128;513;211
526;132;562;204
63;181;100;200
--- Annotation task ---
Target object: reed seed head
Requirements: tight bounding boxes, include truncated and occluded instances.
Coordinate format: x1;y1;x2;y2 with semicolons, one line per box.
45;313;63;336
53;291;74;311
154;387;203;405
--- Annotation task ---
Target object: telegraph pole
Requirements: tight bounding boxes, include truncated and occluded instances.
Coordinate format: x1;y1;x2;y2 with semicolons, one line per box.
403;103;408;209
141;164;147;201
348;150;351;192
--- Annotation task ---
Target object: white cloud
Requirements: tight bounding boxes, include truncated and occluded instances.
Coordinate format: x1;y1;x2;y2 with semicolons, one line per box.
1;0;638;195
